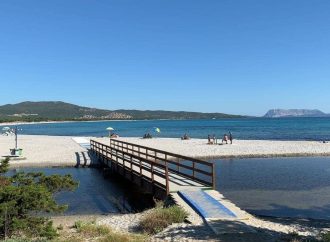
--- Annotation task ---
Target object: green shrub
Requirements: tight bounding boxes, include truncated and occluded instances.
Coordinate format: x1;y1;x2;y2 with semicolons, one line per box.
71;222;147;242
74;221;111;237
99;232;147;242
139;205;188;234
322;232;330;242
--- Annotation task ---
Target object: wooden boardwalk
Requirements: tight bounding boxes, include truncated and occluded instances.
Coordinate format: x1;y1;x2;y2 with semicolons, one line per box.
90;139;215;195
90;139;255;235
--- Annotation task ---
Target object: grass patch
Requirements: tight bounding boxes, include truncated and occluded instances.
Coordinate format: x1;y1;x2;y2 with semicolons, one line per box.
139;204;188;234
60;221;147;242
73;221;111;237
98;231;147;242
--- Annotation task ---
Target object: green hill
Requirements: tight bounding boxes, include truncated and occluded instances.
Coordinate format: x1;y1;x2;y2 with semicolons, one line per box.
0;101;244;123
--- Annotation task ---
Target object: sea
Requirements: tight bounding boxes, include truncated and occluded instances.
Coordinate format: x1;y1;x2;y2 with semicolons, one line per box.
2;117;330;140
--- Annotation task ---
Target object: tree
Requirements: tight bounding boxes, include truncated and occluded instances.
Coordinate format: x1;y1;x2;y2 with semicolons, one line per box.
0;158;78;239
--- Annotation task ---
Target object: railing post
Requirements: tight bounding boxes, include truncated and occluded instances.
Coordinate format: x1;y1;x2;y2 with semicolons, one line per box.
212;163;216;189
130;155;133;180
192;161;195;178
139;159;142;176
165;165;169;195
130;156;133;171
123;153;126;176
151;163;154;183
116;149;119;171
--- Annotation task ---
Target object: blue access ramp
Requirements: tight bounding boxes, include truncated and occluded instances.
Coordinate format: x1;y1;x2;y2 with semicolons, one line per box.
178;190;237;220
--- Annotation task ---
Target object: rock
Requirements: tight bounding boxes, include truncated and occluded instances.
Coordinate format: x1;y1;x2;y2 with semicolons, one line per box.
264;109;327;118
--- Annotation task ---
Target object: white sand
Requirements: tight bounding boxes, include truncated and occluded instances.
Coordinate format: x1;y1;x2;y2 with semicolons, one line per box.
2;135;330;168
95;137;330;159
0;135;86;167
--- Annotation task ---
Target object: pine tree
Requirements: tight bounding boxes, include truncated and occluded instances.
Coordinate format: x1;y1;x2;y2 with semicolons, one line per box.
0;158;78;239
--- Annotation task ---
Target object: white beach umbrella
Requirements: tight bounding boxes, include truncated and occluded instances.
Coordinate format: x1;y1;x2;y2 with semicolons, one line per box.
106;127;114;137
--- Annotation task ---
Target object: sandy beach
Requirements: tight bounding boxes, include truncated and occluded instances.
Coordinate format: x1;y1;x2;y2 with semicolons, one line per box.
95;137;330;159
0;135;86;167
1;135;330;168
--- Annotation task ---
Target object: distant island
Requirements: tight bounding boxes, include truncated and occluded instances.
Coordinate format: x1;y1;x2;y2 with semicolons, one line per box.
0;101;245;123
264;109;329;118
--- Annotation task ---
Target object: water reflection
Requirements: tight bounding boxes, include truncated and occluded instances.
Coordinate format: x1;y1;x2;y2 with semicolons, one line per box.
213;157;330;220
7;167;154;215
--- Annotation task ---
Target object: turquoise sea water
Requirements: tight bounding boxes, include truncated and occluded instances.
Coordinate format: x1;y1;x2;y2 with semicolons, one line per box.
2;117;330;140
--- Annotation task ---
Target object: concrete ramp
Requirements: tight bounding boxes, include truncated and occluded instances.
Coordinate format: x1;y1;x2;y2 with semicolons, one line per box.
177;190;256;235
72;137;91;149
178;190;237;220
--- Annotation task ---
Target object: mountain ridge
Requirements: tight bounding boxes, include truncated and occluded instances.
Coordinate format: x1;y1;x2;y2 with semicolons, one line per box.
0;101;244;123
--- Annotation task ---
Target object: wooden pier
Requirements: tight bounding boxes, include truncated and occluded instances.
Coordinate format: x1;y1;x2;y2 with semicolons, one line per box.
90;138;254;235
90;139;215;197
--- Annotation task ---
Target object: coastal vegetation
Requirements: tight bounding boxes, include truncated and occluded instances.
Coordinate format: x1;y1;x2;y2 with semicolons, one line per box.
0;101;244;123
139;202;188;234
0;158;78;240
68;220;147;242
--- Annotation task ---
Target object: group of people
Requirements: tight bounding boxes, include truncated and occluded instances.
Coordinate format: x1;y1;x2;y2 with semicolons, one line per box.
143;133;152;139
222;131;233;144
110;133;119;138
208;132;233;145
181;133;190;140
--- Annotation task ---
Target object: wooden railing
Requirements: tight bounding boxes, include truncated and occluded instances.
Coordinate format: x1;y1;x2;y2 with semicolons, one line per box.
90;139;215;194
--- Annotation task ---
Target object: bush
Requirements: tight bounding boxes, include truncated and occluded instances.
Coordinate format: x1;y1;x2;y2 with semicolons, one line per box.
322;232;330;242
99;232;147;242
72;221;147;242
139;205;188;234
74;221;110;237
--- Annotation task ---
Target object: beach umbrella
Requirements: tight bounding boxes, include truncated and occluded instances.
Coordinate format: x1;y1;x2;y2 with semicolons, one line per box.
2;127;11;131
106;127;114;137
154;127;161;134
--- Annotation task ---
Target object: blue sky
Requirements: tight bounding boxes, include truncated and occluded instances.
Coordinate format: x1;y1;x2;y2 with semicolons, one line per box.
0;0;329;116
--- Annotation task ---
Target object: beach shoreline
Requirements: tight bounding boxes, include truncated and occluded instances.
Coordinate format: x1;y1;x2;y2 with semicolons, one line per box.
95;137;330;160
1;135;330;168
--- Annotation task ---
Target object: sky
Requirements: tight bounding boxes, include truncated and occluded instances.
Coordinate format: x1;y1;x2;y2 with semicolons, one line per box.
0;0;330;116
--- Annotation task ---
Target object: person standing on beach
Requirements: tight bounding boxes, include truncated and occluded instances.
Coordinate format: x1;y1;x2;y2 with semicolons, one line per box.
208;134;212;144
213;134;217;144
229;131;233;144
222;134;228;144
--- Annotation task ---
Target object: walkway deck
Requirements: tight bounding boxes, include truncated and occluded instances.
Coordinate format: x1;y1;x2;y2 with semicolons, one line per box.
91;139;215;194
90;138;254;235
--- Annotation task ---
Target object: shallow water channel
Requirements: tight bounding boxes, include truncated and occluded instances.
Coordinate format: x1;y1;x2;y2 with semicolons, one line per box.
7;156;330;220
214;156;330;220
7;167;154;215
